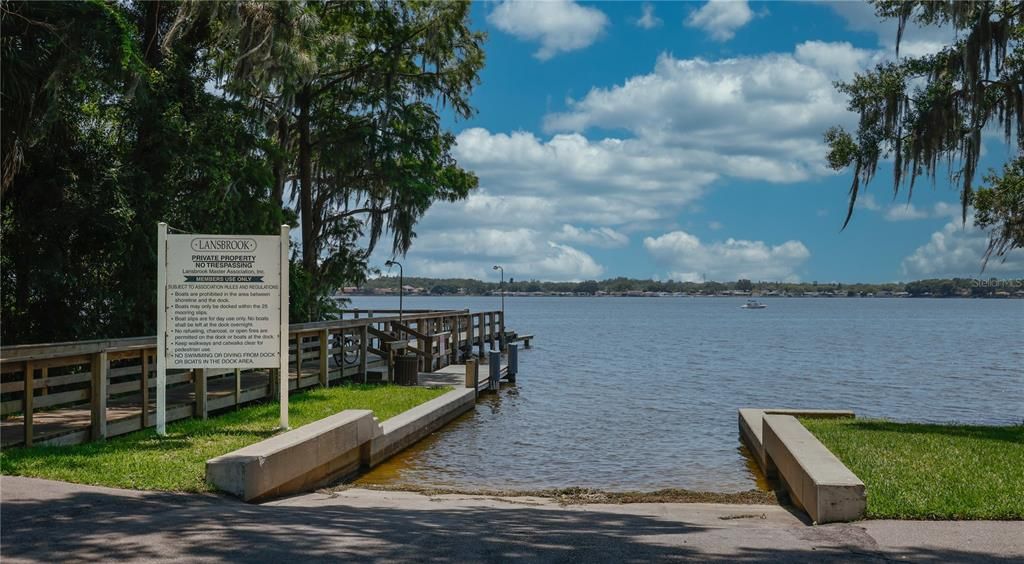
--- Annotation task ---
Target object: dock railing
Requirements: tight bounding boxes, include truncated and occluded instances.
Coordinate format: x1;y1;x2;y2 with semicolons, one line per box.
1;309;507;448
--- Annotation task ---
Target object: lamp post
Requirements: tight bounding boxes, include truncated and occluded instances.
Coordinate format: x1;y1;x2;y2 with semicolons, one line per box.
385;260;403;323
492;265;504;348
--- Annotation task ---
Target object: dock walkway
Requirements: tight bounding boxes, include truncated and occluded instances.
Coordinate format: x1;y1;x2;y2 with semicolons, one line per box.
1;309;512;447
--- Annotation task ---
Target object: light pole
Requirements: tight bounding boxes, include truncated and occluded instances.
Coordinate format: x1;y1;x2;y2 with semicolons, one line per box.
493;265;504;347
385;260;403;323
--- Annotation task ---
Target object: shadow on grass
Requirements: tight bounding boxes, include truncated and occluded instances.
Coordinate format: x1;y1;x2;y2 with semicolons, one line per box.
838;420;1024;444
2;485;1021;563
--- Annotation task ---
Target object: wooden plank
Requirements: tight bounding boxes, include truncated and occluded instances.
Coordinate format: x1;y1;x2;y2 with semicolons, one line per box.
392;320;431;341
234;368;241;409
91;351;107;440
38;429;90;447
21;354;93;371
294;334;303;384
359;324;368;383
140;350;149;427
35;389;91;410
108;380;149;396
366;325;396;342
319;329;329;387
24;361;34;447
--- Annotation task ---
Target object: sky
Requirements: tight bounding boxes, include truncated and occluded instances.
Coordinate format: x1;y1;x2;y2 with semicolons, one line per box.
372;0;1024;284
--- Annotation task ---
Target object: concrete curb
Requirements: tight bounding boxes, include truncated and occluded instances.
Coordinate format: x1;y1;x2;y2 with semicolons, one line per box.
739;408;865;524
207;387;475;502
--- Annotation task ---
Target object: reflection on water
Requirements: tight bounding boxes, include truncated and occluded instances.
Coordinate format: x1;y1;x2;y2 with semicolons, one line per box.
352;296;1024;492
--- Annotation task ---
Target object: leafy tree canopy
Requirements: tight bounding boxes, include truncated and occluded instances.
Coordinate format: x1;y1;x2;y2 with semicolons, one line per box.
825;0;1023;266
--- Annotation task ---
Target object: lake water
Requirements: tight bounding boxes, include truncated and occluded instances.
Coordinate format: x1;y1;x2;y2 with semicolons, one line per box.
348;296;1023;493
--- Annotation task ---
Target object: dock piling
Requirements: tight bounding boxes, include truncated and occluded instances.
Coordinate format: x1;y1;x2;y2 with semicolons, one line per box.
488;350;501;391
507;344;518;383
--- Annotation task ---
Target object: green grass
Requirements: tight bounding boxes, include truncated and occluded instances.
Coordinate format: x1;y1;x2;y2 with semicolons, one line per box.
0;384;449;492
802;418;1024;520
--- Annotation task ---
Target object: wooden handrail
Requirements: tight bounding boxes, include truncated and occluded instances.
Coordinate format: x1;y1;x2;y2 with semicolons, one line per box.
1;309;500;363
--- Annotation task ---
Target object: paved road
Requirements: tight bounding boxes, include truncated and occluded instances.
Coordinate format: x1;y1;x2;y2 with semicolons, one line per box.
2;477;1022;562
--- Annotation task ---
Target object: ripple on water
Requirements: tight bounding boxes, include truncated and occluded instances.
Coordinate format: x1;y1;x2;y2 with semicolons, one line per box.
352;296;1024;492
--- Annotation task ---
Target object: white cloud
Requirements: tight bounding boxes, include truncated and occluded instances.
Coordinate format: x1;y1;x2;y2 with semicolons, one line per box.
884;203;930;221
544;45;872;181
392;41;910;281
403;237;604;281
635;3;662;30
685;0;755;42
794;40;878;79
644;230;811;282
902;216;1024;278
857;193;882;211
857;198;964;222
708;221;724;231
453;128;715;226
829;1;956;58
488;0;608;60
932;201;963;219
553;224;629;248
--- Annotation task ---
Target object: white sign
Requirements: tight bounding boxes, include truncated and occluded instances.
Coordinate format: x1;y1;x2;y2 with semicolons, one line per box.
164;234;281;369
156;224;291;435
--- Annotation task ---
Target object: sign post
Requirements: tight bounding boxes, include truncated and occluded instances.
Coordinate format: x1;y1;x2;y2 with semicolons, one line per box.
278;224;289;430
157;224;290;434
156;223;168;435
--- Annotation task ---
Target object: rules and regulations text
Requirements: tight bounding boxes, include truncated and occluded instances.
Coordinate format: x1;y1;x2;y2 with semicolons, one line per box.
164;235;281;369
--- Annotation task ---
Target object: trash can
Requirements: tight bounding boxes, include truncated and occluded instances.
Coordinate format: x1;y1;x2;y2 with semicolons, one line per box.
394;353;419;386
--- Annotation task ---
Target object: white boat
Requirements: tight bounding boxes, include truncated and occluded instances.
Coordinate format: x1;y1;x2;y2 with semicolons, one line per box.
740;299;767;309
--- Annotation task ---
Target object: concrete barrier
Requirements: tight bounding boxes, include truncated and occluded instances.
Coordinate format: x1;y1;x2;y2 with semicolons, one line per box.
738;408;854;470
207;388;476;502
369;388;475;466
763;414;866;524
206;410;382;502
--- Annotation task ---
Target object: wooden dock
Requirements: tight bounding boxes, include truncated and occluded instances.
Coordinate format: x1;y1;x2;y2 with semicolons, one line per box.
1;308;515;448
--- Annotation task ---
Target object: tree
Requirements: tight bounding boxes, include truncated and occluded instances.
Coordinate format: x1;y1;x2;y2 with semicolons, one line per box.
736;279;753;292
187;1;485;321
575;280;599;295
825;0;1023;264
1;1;281;343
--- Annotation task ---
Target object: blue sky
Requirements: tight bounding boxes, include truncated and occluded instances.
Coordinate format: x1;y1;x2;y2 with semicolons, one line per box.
380;1;1023;283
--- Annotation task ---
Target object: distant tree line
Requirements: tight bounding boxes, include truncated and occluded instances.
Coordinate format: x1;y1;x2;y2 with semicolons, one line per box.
361;276;1022;297
1;1;484;344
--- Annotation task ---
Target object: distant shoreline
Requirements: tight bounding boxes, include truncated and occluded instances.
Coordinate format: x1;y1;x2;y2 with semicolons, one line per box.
340;292;1023;300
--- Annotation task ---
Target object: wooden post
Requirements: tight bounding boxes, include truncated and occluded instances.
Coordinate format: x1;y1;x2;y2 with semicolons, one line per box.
489;350;501;392
477;313;485;357
23;361;34;447
499;310;506;352
319;329;330;387
91;351;107;440
386;322;395;383
140;350;149;427
416;319;425;372
194;369;207;420
507;343;518;383
424;319;431;371
356;321;368;384
465;357;477;398
294;333;303;386
234;368;241;408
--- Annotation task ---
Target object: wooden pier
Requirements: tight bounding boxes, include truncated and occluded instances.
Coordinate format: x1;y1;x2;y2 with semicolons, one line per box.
1;308;514;448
